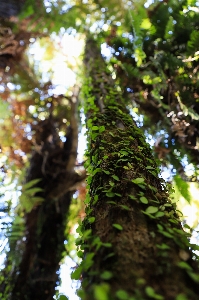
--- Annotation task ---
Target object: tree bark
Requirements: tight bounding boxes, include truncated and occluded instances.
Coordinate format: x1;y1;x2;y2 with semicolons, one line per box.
1;91;84;300
77;37;199;300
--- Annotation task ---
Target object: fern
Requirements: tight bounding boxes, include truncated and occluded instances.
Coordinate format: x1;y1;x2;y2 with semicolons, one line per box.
19;178;44;213
187;30;199;53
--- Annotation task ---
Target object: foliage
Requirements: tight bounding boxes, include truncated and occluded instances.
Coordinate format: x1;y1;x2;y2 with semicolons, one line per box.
0;0;199;299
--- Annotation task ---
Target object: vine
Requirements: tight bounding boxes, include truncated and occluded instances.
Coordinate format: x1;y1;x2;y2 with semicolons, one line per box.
72;38;199;300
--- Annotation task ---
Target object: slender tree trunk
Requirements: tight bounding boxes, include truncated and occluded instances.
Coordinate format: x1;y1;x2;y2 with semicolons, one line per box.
77;38;199;300
2;91;84;300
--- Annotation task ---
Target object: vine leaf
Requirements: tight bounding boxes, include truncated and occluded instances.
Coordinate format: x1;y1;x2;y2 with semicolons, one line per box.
145;206;158;214
112;224;123;230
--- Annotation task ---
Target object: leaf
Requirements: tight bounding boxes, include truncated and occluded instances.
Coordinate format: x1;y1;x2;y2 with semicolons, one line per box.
57;295;69;300
110;132;115;137
94;283;109;300
173;175;192;203
99;126;105;133
24;187;43;195
88;217;95;223
116;290;129;300
71;266;82;280
176;294;189;300
112;175;120;181
146;166;154;170
187;271;199;283
145;206;158;214
177;261;192;271
0;99;10;119
92;126;99;131
140;18;152;30
103;170;110;175
112;224;123;230
102;243;112;248
23;178;42;190
100;271;113;280
31;197;44;204
155;211;164;218
119;205;130;211
140;196;148;204
129;195;137;200
156;243;170;250
106;192;115;197
123;166;129;170
106;201;116;205
132;177;145;184
93;168;102;175
161;231;173;238
145;286;163;299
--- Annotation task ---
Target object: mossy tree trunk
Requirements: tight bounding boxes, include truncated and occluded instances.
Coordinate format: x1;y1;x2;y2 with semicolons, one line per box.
1;92;84;300
76;38;199;300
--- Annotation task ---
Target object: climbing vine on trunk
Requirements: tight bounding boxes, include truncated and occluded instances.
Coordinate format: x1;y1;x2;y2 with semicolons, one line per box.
72;38;199;300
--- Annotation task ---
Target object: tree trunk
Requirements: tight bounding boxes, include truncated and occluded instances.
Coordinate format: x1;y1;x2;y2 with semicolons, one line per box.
77;37;199;300
2;91;84;300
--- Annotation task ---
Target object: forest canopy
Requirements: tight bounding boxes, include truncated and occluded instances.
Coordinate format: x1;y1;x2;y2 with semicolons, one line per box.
0;0;199;299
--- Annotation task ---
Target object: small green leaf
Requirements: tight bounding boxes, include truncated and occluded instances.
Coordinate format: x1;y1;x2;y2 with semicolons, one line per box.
93;168;102;175
107;201;116;205
145;286;163;299
88;217;95;224
156;243;170;250
103;170;110;175
113;224;123;230
123;166;129;170
77;251;84;258
129;195;137;200
145;206;158;214
99;126;105;133
112;175;120;181
176;294;188;300
120;151;128;156
177;261;192;271
23;178;42;190
187;271;199;283
102;243;112;248
94;283;109;300
132;177;145;184
155;211;164;218
25;187;43;195
115;193;122;196
140;196;148;204
100;271;113;280
157;224;163;231
161;231;173;238
71;266;82;280
57;295;69;300
31;197;44;204
93;195;98;204
145;286;155;297
106;192;115;197
92;126;99;131
116;289;129;300
146;166;154;170
119;205;130;211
